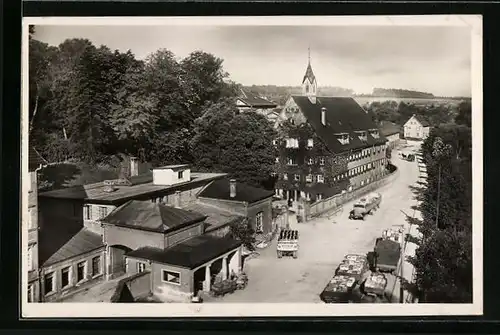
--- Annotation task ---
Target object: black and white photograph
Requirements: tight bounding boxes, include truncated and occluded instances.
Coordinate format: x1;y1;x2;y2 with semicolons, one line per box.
21;15;482;317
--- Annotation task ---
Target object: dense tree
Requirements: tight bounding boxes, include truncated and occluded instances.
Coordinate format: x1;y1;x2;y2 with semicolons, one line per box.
190;99;277;187
407;123;472;303
455;101;472;128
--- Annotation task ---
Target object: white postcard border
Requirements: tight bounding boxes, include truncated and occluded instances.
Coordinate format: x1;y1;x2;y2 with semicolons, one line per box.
21;15;483;318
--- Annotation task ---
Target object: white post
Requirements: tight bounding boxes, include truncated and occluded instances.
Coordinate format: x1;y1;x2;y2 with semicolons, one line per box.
106;245;112;280
203;264;212;292
222;256;228;280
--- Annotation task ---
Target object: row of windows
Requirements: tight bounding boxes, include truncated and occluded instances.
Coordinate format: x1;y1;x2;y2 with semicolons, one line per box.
43;256;102;297
274;138;315;148
348;146;385;162
83;205;109;221
277;157;326;165
280;159;385;183
283;174;324;183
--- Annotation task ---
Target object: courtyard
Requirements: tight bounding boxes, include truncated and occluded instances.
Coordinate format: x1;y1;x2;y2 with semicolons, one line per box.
212;142;421;303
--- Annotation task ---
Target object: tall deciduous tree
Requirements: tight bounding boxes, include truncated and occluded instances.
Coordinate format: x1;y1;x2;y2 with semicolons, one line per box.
190;99;277;187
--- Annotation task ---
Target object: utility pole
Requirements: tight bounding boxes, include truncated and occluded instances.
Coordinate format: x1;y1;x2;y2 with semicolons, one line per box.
398;222;405;303
436;164;441;229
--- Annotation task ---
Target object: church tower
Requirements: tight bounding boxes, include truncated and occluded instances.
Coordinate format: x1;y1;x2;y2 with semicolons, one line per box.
302;46;317;104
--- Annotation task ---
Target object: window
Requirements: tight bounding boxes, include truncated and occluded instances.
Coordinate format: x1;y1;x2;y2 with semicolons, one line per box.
255;212;264;233
307;158;314;165
318;193;323;200
283;174;288;181
27;246;33;272
306;174;313;182
178;170;184;179
98;206;108;219
92;256;101;277
275;157;280;163
317;175;324;183
28;284;33;302
162;270;181;285
77;261;86;283
27;208;34;230
61;266;71;288
44;272;55;295
294;174;300;181
335;133;350;145
285;138;299;148
84;205;92;220
272;139;277;146
307;139;314;148
137;262;147;273
287;157;297;165
319;158;325;166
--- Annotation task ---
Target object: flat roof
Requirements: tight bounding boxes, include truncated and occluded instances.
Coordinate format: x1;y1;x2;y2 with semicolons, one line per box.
126;235;242;269
154;164;191;171
39;172;227;205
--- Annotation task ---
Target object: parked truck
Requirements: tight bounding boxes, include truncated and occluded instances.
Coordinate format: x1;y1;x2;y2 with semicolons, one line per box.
349;192;382;220
319;275;357;303
373;238;401;274
277;229;299;259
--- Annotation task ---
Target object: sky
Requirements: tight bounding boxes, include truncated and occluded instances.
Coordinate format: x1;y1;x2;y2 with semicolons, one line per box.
34;24;472;97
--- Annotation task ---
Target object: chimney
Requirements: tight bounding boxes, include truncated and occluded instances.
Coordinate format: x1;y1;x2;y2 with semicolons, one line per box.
130;156;139;177
229;179;237;198
174;191;181;208
321;107;326;126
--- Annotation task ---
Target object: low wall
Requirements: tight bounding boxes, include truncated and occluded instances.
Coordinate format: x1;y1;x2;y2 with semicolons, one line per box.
306;166;400;220
110;271;151;302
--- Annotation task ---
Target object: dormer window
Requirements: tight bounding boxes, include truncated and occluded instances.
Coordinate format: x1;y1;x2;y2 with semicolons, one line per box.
178;170;184;179
306;174;313;182
335;133;350;145
285;138;299;148
317;175;324;183
369;129;380;139
355;130;368;142
307;139;314;148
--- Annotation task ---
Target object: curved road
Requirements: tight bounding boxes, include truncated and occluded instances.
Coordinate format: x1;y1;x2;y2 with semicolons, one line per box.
217;143;421;303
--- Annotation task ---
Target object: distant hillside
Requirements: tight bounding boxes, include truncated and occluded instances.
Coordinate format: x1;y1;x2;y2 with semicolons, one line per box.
370;88;435;99
242;85;354;105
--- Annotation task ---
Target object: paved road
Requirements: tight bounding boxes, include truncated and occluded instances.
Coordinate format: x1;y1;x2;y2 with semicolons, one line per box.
215;142;421;303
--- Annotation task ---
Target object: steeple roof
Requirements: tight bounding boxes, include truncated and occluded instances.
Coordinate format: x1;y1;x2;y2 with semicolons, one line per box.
302;62;316;84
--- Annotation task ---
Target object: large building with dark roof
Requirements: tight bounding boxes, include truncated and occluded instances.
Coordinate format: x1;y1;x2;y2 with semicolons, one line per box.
274;56;389;203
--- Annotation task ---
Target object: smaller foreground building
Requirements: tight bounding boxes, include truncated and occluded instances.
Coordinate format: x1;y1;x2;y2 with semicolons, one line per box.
103;200;243;302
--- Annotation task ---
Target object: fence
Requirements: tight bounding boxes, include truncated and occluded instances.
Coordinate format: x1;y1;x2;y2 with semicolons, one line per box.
305;166;400;221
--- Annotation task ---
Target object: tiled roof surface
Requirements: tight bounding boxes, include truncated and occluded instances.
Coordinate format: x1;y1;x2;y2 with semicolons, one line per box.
42;227;104;267
198;178;274;204
29;147;47;171
239;89;278;108
183;202;244;232
103;200;207;233
291;96;387;153
38;172;227;204
126;235;242;269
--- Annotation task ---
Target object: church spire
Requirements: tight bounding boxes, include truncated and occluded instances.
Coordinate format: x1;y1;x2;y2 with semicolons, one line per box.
308;45;311;64
302;46;317;103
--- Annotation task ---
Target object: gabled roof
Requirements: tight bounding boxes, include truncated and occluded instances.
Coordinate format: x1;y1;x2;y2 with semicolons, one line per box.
126;235;242;269
103;200;207;233
379;121;402;137
291;96;387;153
183;202;245;232
42;227;104;267
198;178;274;204
303;62;316;84
405;114;431;127
238;89;277;108
29;147;47;172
